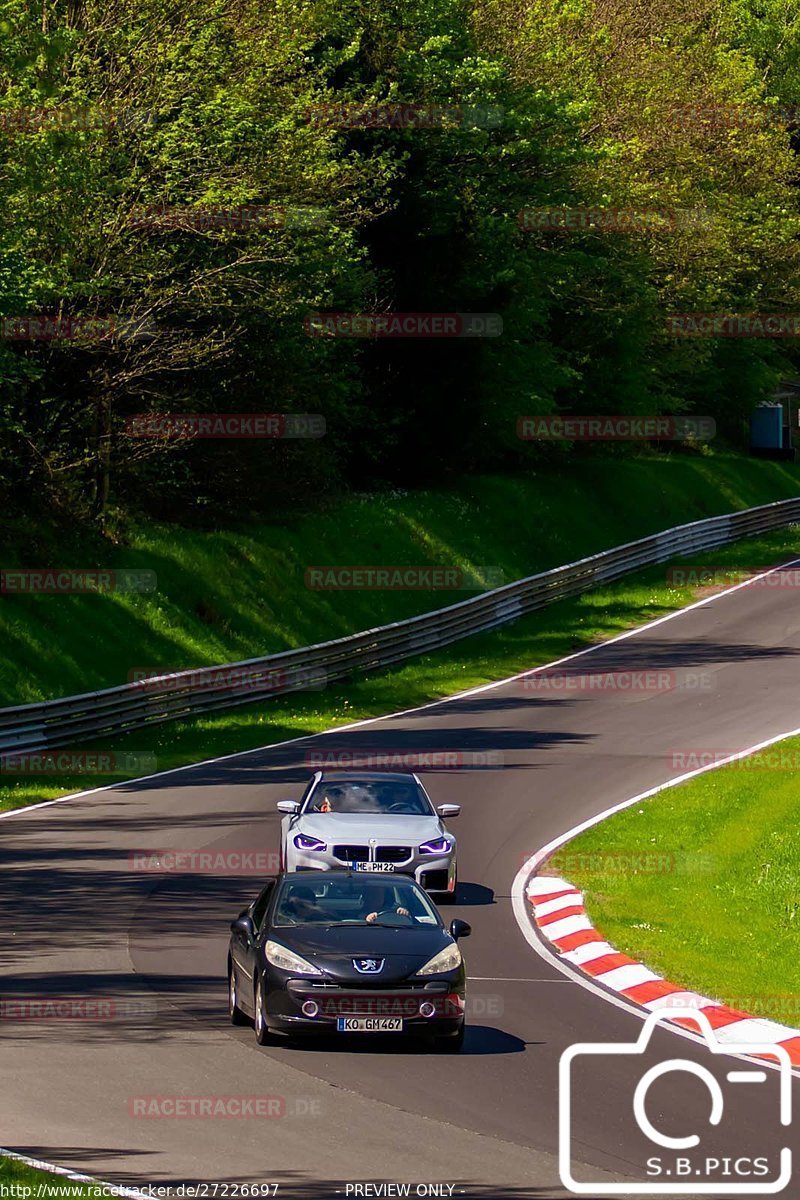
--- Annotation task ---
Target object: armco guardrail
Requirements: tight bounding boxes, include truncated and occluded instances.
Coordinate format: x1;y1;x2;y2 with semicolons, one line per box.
1;497;799;757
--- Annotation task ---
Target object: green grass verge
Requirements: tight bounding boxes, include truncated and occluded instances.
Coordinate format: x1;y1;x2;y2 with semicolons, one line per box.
561;736;800;1024
0;1154;108;1198
2;522;799;814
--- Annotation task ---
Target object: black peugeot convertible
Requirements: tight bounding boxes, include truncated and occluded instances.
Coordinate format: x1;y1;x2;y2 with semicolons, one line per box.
227;871;471;1051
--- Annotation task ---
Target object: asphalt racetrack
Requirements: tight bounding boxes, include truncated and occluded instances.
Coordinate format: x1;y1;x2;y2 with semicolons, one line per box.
3;566;800;1198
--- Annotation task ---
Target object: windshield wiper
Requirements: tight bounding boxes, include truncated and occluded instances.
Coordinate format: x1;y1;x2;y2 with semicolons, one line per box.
315;920;372;927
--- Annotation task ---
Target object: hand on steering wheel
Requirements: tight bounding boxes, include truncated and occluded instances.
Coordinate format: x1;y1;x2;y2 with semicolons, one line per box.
366;906;413;924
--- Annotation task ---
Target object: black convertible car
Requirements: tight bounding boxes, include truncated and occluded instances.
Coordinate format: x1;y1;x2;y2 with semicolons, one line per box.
228;871;470;1051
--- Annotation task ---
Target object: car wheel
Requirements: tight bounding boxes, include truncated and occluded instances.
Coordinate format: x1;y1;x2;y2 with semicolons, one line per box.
254;976;272;1046
435;1024;465;1053
228;959;248;1026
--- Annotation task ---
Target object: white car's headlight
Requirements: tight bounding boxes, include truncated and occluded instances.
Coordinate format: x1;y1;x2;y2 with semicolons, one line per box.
264;940;322;975
417;943;462;976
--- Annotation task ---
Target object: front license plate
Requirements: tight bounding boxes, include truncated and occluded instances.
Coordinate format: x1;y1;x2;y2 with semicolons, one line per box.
337;1017;403;1032
352;861;395;872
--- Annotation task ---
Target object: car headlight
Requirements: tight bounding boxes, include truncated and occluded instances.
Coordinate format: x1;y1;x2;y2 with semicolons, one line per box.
419;836;452;854
294;833;326;851
264;940;323;975
417;943;462;976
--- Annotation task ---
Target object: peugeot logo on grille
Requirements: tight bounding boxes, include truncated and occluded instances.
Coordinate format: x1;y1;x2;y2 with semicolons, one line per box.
353;958;384;974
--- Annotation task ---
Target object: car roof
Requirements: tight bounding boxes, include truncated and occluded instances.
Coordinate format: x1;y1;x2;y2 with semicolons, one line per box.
315;771;420;784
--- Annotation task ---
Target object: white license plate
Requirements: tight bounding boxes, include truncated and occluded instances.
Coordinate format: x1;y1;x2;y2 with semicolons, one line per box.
337;1017;403;1032
352;861;395;872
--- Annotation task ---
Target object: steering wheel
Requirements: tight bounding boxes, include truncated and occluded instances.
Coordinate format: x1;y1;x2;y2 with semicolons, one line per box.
375;908;414;926
386;801;408;812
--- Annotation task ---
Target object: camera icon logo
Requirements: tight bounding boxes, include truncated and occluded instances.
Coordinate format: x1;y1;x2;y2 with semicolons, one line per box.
559;1007;792;1194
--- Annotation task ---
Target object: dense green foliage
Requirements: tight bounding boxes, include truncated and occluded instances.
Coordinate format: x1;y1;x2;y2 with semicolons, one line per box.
1;0;799;522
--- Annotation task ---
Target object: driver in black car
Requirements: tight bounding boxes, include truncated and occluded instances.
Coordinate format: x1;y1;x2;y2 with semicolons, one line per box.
282;884;327;922
362;884;411;924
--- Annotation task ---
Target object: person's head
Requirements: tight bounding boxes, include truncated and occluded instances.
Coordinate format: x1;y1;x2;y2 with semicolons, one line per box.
285;884;318;916
363;884;394;913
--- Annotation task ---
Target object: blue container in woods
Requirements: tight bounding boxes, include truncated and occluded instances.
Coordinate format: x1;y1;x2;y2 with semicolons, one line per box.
750;405;784;450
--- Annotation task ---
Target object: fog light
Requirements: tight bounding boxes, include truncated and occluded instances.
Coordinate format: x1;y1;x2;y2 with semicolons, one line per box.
419;1000;437;1019
302;1000;319;1018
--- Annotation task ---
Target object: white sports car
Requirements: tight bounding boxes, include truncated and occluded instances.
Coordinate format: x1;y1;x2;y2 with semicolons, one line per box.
277;771;460;902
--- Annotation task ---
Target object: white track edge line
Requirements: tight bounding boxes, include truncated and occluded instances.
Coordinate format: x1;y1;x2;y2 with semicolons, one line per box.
2;553;798;825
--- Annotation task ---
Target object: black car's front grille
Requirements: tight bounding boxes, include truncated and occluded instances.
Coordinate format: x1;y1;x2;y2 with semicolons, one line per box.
333;845;369;862
375;846;412;863
285;980;457;1017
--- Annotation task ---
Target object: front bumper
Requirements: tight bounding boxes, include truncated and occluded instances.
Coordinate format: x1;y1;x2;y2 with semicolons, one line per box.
288;848;456;893
264;977;465;1037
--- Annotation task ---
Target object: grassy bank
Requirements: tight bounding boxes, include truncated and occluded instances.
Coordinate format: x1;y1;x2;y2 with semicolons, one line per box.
562;738;800;1021
2;457;800;708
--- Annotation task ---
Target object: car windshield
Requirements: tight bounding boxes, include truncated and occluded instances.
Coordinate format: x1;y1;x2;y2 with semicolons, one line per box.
305;779;432;815
272;876;441;927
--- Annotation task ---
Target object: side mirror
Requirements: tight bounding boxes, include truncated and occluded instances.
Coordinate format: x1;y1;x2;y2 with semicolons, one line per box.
449;919;471;940
277;800;300;815
231;915;255;941
437;804;461;819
